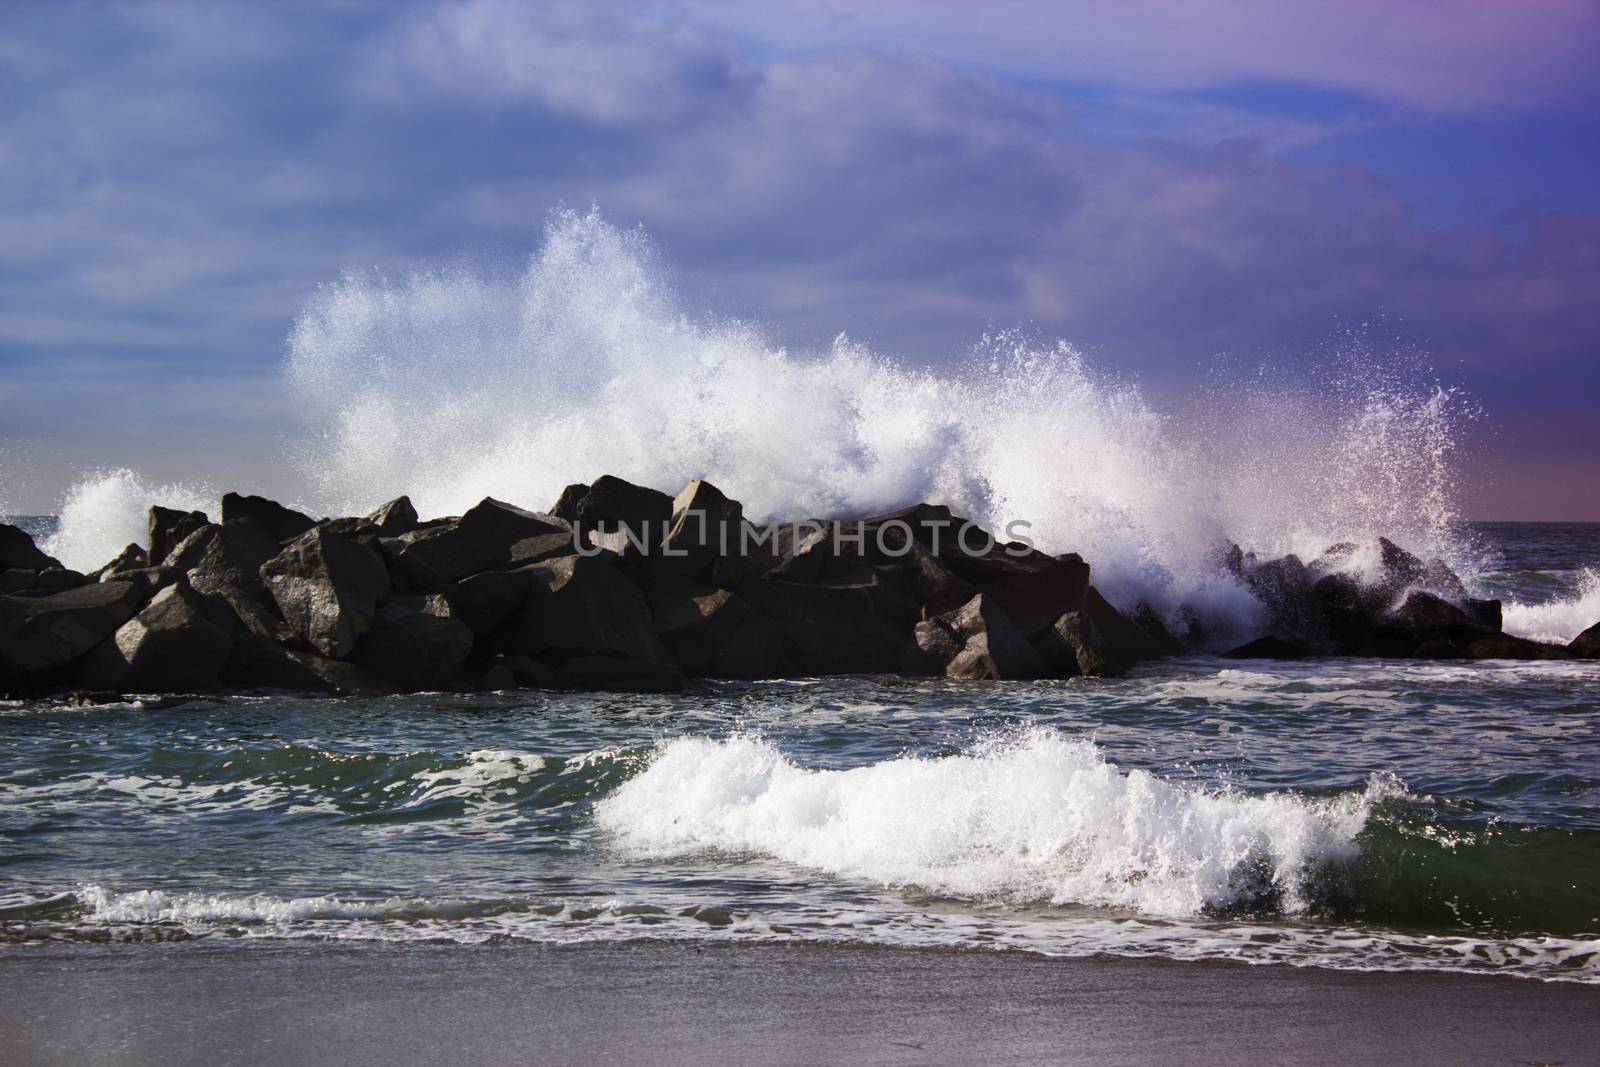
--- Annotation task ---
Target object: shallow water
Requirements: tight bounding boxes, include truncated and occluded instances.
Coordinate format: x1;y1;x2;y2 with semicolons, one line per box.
1;522;1597;984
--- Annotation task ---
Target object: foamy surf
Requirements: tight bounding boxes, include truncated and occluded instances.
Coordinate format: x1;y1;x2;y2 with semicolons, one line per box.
595;730;1401;917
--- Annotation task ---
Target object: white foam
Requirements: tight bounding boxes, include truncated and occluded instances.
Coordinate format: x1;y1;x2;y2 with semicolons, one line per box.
43;209;1476;621
1503;567;1600;645
42;468;213;573
595;730;1402;917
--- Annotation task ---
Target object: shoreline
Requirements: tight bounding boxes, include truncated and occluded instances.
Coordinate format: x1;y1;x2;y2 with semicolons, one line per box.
3;938;1596;1066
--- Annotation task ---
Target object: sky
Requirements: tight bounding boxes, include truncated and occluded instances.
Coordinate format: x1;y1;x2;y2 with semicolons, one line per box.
1;0;1598;518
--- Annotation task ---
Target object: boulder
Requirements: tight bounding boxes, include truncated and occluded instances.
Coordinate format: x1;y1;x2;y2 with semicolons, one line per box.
1464;634;1572;661
650;582;783;678
105;566;182;600
550;483;590;524
1082;586;1164;671
93;543;148;579
367;496;419;535
1034;610;1109;677
0;581;146;676
351;602;474;690
1570;621;1600;659
575;475;673;547
169;519;282;598
1241;554;1314;635
78;583;232;691
1223;635;1309;660
553;655;685;693
0;523;62;570
221;492;316;543
148;506;208;565
916;593;1051;681
506;554;667;666
980;554;1091;637
738;568;921;675
656;479;746;580
385;497;570;589
0;569;89;596
220;633;393;695
261;527;390;658
1133;603;1188;656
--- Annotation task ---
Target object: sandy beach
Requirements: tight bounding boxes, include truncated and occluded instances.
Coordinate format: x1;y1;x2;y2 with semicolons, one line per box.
3;940;1595;1067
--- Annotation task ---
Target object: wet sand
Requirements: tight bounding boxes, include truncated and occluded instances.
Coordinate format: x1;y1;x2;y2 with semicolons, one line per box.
2;940;1595;1066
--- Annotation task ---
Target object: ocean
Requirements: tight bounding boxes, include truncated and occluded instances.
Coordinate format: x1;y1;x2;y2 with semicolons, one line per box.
3;519;1597;988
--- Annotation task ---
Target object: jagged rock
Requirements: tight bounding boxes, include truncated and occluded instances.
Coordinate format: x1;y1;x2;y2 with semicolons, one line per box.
1034;610;1107;677
655;480;746;580
261;527;390;658
368;496;419;535
550;483;590;523
220;633;392;695
169;519;282;598
507;554;667;666
980;554;1091;638
0;581;145;676
1309;572;1386;650
1224;635;1308;660
385;498;569;589
553;655;684;693
0;569;89;596
221;492;316;543
1464;634;1572;661
1083;587;1164;672
94;543;148;580
650;582;782;678
575;475;673;547
916;593;1051;681
148;506;208;565
78;583;232;691
1388;590;1476;633
351;602;474;690
1;524;62;570
194;583;297;645
740;568;921;675
1570;621;1600;659
906;543;976;608
1242;554;1314;634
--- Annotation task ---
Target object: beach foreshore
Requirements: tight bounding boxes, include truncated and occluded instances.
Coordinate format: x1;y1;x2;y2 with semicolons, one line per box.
1;939;1594;1067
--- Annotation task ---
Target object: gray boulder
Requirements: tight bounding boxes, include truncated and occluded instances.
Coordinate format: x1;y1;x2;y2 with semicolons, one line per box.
351;601;475;690
0;523;62;570
507;554;667;665
575;475;673;546
650;582;783;678
78;583;233;691
261;527;390;658
221;492;317;543
0;581;146;676
169;519;282;598
916;593;1051;681
148;506;208;565
385;497;569;588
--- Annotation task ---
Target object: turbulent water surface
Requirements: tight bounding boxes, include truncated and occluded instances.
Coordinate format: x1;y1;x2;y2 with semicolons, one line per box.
2;523;1597;984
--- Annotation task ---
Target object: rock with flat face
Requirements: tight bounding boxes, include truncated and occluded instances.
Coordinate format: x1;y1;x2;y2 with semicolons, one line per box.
367;496;419;535
220;633;393;695
386;498;570;588
918;593;1051;681
1082;586;1164;674
1571;621;1600;659
980;554;1092;638
78;583;233;691
576;476;673;544
0;569;89;596
1034;610;1107;677
221;492;317;543
169;520;283;599
650;581;782;678
0;524;62;571
507;554;667;665
94;543;148;580
553;655;684;693
0;581;146;676
261;527;390;658
1223;635;1308;660
739;568;921;675
148;506;209;565
351;602;475;690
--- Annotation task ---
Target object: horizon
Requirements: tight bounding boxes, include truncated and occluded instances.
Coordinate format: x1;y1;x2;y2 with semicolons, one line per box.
3;1;1599;520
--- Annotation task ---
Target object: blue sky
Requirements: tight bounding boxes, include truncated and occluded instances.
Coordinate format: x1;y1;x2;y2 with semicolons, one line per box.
2;0;1598;517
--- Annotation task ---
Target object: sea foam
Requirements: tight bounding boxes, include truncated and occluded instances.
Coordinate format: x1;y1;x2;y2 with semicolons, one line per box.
595;729;1402;917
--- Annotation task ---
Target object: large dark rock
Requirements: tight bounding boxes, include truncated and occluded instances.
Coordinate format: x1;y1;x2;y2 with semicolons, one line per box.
506;554;667;666
550;483;590;524
385;498;570;589
104;566;182;600
1241;553;1314;635
0;568;89;596
740;568;921;675
0;524;61;570
93;543;148;580
78;583;233;691
442;566;542;641
650;582;783;678
1463;634;1572;661
220;633;393;695
148;506;208;565
657;480;746;580
552;655;684;693
1571;621;1600;659
168;519;282;598
0;581;145;676
575;475;673;546
351;601;474;690
915;593;1051;681
1223;635;1309;660
1034;610;1108;677
980;554;1091;638
261;527;390;658
321;496;421;540
1082;586;1164;673
221;492;316;543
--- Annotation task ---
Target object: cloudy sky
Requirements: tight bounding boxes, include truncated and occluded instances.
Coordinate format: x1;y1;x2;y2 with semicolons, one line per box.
2;0;1598;517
